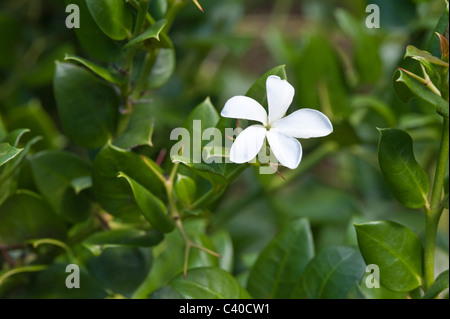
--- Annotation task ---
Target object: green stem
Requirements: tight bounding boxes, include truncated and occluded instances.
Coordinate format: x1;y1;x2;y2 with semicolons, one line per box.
424;117;449;291
164;0;188;34
132;0;150;38
132;48;158;98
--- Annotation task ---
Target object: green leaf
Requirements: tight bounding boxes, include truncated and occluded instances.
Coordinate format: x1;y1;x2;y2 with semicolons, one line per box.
405;45;449;68
64;54;127;85
291;246;365;299
5;99;66;150
65;0;121;62
175;98;226;188
183;97;220;149
70;176;92;195
131;219;217;298
210;231;234;273
118;172;174;233
85;247;152;298
169;267;251;299
0;128;29;147
346;282;367;299
378;128;429;209
0;115;6;139
272;185;356;225
0;265;48;286
423;270;449;299
92;143;164;221
146;48;176;89
25;263;107;299
114;103;154;149
30;151;92;223
172;155;228;190
25;43;75;88
246;65;287;107
295;34;350;116
123;19;167;49
86;0;132;41
394;69;449;118
428;2;449;58
83;229;164;256
54;62;119;148
247;218;314;299
174;174;196;205
0;137;41;206
0;191;67;245
355;221;423;292
0;143;22;167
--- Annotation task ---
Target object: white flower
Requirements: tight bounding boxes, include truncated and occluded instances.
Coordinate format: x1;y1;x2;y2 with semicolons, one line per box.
221;75;333;169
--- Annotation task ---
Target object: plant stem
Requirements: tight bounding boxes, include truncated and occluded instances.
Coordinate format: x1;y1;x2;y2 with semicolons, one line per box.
424;117;449;291
164;163;220;277
164;0;188;34
132;0;150;38
132;48;158;98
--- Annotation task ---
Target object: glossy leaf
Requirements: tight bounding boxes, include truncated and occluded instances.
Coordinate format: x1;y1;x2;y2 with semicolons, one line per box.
174;174;196;205
86;0;132;41
54;62;119;148
378;128;429;209
247;218;314;299
405;45;449;68
146;48;176;89
0;143;22;167
0;137;41;206
65;0;121;62
30;151;92;223
169;267;251;299
123;19;167;49
118;172;175;233
85;247;152;298
0;191;66;245
393;69;449;118
83;229;163;256
291;246;365;299
114;103;154;149
92;143;164;221
423;269;449;299
64;54;127;85
355;221;423;292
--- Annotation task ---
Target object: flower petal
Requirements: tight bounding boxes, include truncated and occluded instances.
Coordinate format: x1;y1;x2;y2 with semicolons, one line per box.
221;96;268;125
266;130;302;169
273;108;333;139
230;125;266;164
267;75;295;124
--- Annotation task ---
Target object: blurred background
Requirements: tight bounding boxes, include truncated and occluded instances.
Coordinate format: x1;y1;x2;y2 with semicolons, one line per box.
0;0;448;299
